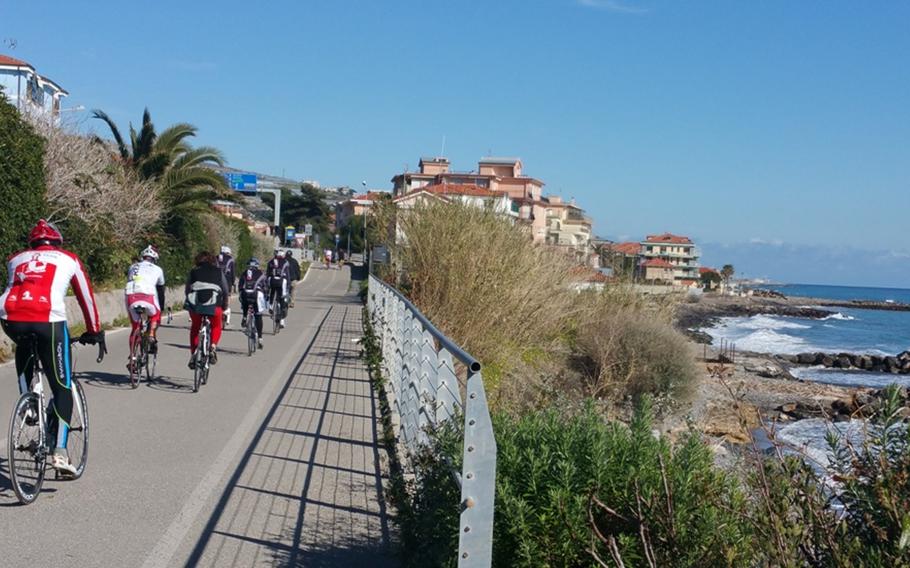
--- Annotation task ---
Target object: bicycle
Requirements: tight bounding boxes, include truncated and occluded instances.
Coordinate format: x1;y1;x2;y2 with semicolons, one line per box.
127;307;156;388
245;302;258;356
7;333;106;505
192;315;213;393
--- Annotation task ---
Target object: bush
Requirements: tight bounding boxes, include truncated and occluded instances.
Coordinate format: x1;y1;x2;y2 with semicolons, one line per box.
0;91;46;283
574;302;699;408
398;400;752;567
385;200;578;392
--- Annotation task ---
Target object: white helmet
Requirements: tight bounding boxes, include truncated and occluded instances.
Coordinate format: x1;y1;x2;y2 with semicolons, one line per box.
141;245;159;260
220;245;232;255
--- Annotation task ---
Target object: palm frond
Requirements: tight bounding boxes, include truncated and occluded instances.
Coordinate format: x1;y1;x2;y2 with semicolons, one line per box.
172;146;226;170
138;152;171;180
134;107;157;162
155;123;198;157
90;109;130;161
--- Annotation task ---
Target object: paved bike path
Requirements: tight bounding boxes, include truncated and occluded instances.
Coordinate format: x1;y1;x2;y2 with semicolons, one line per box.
0;264;397;567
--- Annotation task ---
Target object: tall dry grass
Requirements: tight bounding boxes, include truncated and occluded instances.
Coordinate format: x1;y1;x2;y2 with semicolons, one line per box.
387;200;579;380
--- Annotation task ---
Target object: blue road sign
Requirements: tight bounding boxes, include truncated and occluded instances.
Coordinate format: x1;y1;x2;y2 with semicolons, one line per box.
224;173;258;193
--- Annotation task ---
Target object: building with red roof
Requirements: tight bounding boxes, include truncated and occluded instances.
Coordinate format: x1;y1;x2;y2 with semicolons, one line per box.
639;232;700;286
0;54;68;117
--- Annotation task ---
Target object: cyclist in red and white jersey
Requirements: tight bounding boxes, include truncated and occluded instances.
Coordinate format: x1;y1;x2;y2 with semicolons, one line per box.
125;245;166;360
0;220;105;476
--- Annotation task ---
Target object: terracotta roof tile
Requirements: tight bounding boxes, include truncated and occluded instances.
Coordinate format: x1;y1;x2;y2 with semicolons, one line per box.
645;233;693;244
612;242;641;255
0;54;31;68
418;183;503;198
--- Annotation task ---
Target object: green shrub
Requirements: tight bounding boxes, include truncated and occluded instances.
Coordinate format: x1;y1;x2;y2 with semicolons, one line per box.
0;90;46;283
396;400;751;567
58;216;134;288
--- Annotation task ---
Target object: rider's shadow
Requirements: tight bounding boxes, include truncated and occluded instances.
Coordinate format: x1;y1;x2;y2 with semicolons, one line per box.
75;371;133;390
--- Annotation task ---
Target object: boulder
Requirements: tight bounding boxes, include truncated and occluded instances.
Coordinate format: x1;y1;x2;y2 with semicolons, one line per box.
821;355;835;368
885;357;900;372
898;350;910;362
857;355;873;370
797;352;816;365
871;355;884;367
834;356;853;369
902;361;910;374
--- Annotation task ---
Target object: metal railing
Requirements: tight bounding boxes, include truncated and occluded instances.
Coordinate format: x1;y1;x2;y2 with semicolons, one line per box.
367;275;497;567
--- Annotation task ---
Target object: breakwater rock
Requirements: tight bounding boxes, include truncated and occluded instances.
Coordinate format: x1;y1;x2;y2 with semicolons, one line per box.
777;386;910;421
782;350;910;374
818;300;910;312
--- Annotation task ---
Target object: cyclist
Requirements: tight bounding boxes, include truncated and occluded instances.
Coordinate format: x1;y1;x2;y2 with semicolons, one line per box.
238;257;267;349
217;245;235;326
266;248;290;328
185;251;228;368
124;245;165;364
0;219;105;476
285;249;301;308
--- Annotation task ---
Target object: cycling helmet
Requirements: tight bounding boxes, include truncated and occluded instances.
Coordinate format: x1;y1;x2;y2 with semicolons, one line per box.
28;219;63;246
283;249;293;258
274;248;281;256
140;245;159;260
248;257;260;268
220;245;232;255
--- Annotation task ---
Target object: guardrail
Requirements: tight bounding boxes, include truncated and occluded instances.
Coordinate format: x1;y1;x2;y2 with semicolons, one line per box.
367;274;497;567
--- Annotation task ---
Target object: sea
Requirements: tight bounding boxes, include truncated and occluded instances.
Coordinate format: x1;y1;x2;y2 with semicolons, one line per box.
705;283;910;389
705;283;910;459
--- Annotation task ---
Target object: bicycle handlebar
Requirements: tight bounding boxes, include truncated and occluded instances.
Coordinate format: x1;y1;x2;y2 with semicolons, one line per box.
73;332;108;363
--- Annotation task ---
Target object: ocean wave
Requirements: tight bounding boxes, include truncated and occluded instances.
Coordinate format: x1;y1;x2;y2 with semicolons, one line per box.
822;312;856;321
709;327;810;355
732;314;811;331
791;367;910;389
775;419;866;473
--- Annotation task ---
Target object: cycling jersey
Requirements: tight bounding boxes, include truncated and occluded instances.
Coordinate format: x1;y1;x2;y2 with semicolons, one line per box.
0;246;101;332
125;260;165;314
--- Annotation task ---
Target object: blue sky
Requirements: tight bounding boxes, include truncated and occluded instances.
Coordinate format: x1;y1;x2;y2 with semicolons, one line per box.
2;1;908;286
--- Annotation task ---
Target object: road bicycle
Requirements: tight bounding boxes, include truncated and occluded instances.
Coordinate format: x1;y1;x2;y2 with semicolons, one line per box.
127;306;156;388
192;315;213;393
7;333;106;505
245;302;258;356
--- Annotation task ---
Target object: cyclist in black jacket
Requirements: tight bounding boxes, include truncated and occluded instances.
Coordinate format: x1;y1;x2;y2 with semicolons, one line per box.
266;249;290;328
238;258;268;348
185;252;229;367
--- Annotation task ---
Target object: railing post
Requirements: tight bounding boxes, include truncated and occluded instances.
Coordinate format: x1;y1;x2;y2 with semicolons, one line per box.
458;370;497;567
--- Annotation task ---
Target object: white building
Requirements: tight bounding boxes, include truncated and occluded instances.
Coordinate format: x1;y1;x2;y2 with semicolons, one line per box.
0;54;68;117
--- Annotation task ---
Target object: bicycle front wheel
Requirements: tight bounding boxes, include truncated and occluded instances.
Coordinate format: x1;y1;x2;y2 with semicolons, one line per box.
8;393;46;505
273;309;280;335
68;379;89;479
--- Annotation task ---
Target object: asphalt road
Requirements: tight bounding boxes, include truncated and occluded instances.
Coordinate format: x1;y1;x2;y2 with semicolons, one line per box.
0;263;394;567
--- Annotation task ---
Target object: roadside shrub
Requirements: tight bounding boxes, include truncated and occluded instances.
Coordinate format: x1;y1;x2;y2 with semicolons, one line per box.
388;200;578;391
0;90;46;283
574;288;698;408
396;399;751;567
58;216;134;288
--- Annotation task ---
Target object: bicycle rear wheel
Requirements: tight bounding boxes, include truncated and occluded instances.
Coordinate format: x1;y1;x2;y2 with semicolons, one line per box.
201;321;211;386
247;313;257;356
128;331;142;389
68;379;89;479
273;307;280;335
8;393;46;505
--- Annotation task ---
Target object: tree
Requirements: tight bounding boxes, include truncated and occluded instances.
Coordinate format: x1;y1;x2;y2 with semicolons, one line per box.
0;89;46;283
92;108;231;216
261;183;332;243
721;264;735;283
701;269;722;290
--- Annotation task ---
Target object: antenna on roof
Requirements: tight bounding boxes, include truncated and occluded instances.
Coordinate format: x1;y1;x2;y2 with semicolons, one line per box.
440;135;446;158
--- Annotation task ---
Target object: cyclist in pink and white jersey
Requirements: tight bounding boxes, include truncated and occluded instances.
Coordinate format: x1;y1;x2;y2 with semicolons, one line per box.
124;245;166;358
0;219;105;476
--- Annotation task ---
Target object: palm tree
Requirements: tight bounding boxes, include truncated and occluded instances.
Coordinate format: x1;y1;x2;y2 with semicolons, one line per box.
92;108;231;215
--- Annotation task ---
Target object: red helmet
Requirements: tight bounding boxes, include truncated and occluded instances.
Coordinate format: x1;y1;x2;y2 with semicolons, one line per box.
28;219;63;246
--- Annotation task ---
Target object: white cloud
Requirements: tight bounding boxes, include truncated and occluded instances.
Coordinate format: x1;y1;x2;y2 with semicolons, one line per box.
577;0;650;14
749;237;784;246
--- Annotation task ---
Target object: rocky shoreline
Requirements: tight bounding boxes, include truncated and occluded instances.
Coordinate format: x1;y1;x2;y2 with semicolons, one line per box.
673;293;909;444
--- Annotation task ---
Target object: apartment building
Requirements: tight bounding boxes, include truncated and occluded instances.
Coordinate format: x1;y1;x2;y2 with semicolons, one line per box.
543;196;593;262
639;233;700;286
335;191;388;227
